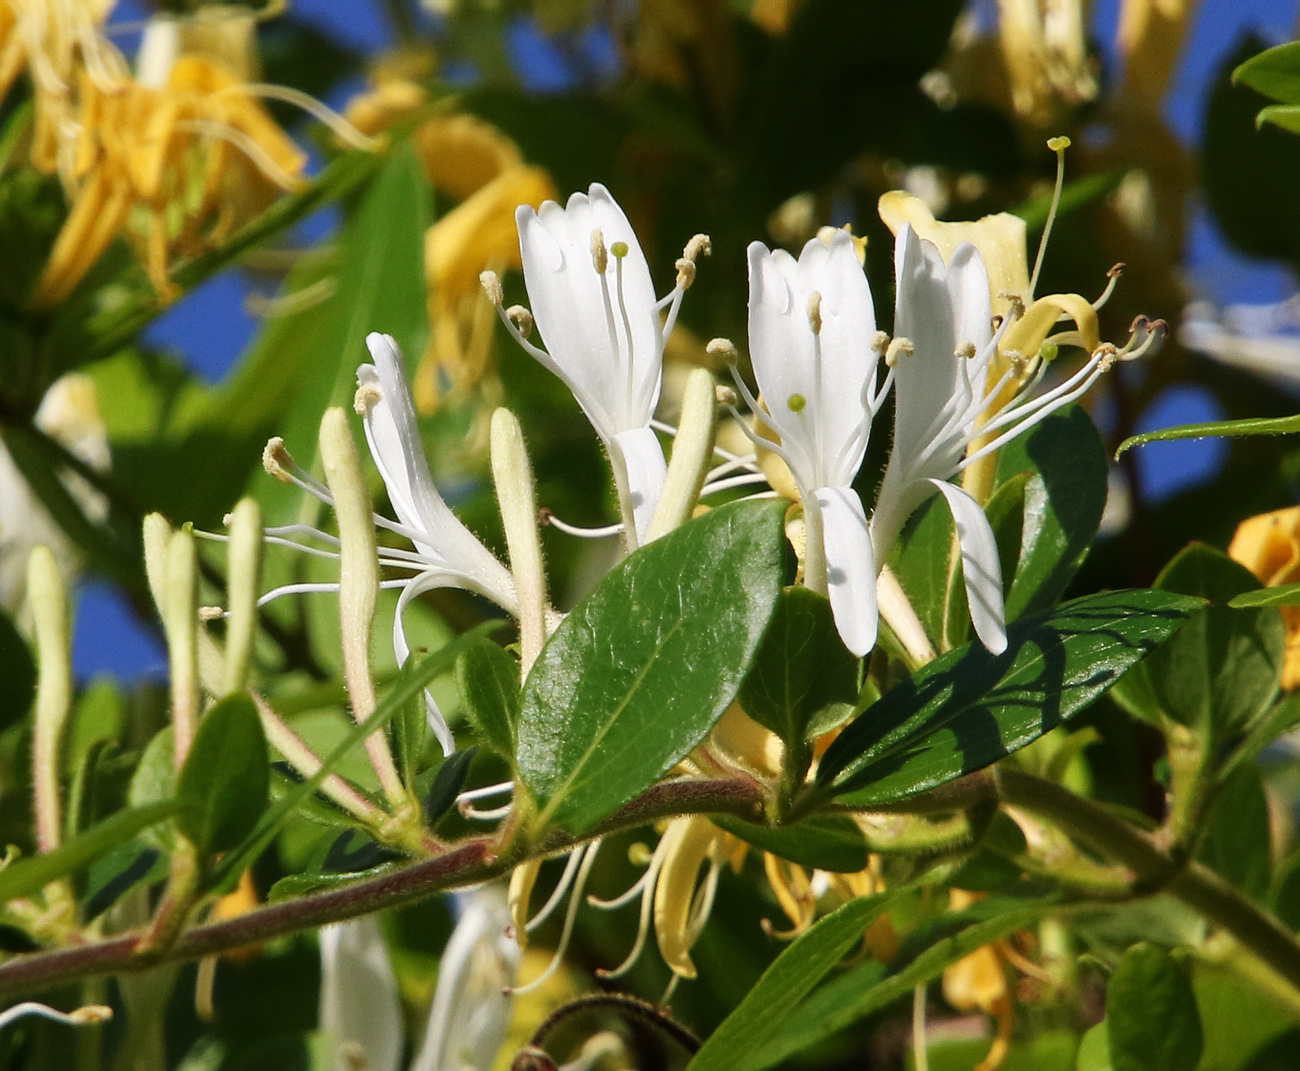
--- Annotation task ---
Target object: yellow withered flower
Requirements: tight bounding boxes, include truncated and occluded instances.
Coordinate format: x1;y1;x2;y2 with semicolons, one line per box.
1229;507;1300;691
33;10;314;308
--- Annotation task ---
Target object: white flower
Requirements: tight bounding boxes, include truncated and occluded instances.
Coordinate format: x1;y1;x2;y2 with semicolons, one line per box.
871;226;1126;654
256;332;517;755
490;183;706;547
739;230;886;657
318;886;519;1071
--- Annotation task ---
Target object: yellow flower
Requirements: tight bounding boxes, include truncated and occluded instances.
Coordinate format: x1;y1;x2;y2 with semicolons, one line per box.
996;0;1098;126
28;9;320;308
1229;507;1300;691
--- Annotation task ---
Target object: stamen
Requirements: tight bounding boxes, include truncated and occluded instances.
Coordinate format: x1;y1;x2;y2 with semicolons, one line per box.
198;605;224;621
871;331;890;357
706;337;739;364
526;847;589;934
506;305;534;338
0;1002;112;1031
480;270;505;307
353;382;381;416
1029;135;1071;298
540;511;624;539
885;338;914;367
456;780;515;803
262;437;295;482
172;119;300;190
509;842;603;996
1092;263;1125;310
715;384;739;407
230;83;380;151
590;228;608;274
955;342;976;360
806;291;823;335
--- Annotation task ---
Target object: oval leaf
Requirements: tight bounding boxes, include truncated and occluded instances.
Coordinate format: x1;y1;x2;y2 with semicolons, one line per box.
1106;943;1204;1071
456;637;521;759
176;694;270;857
815;590;1203;807
710;814;870;873
517;500;787;835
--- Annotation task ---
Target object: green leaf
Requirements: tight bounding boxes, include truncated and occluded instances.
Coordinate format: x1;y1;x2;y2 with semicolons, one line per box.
814;590;1201;807
738;587;858;745
1271;848;1300;931
710;814;869;873
0;801;177;903
267;863;397;902
1106;944;1203;1071
1257;103;1300;135
0;609;34;732
1077;1023;1113;1071
1229;582;1300;608
1143;545;1284;737
994;406;1108;620
1197;765;1272;903
207;622;501;892
1116;413;1300;459
688;893;894;1071
889;492;968;653
421;747;478;825
517;500;787;835
455;637;521;759
127;726;177;851
176;694;270;858
738;892;1059;1071
1234;41;1300;104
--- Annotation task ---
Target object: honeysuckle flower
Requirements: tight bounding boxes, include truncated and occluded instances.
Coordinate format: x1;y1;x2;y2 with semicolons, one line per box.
253;332;518;754
318;887;519;1071
30;7;373;307
736;229;887;656
1229;506;1300;691
487;183;709;547
871;226;1141;655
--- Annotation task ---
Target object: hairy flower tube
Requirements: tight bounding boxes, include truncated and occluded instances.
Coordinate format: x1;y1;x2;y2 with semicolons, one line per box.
872;225;1141;654
736;229;888;657
486;182;709;547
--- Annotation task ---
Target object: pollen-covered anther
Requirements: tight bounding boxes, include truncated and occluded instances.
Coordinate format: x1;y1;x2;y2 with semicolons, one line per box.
480;270;504;307
706;337;740;364
353;381;381;416
1093;342;1121;372
715;384;739;407
198;605;224;621
871;331;890;356
806;291;823;335
262;437;296;482
506;304;534;339
955;341;977;360
676;233;712;288
590;228;608;274
884;337;914;367
998;292;1027;321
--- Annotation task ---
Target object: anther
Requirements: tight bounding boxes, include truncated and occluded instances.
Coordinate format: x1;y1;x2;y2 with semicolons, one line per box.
715;384;739;407
480;270;504;307
353;382;381;416
871;331;890;356
955;342;976;360
884;337;914;367
506;305;534;339
706;337;739;364
787;393;807;412
1094;342;1120;371
262;437;295;482
591;228;608;274
199;605;224;621
806;291;823;335
682;234;712;262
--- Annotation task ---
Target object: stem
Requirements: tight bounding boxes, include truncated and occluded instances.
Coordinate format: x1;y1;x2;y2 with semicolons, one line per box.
995;768;1300;994
0;778;763;999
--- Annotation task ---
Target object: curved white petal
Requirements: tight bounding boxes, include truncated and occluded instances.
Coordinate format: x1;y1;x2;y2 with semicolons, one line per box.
611;426;667;545
393;569;457;756
318;917;403;1071
410;885;520;1071
928;479;1007;654
747;234;877;494
516;185;662;439
359;334;517;613
816;486;877;657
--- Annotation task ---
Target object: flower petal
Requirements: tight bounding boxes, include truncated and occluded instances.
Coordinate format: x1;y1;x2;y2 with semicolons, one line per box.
318;917;403;1071
927;479;1007;654
611;425;668;545
817;485;877;657
393;569;456;756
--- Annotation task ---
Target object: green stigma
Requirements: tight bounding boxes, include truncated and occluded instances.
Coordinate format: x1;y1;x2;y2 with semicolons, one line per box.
611;241;629;258
787;393;807;413
1039;341;1059;364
